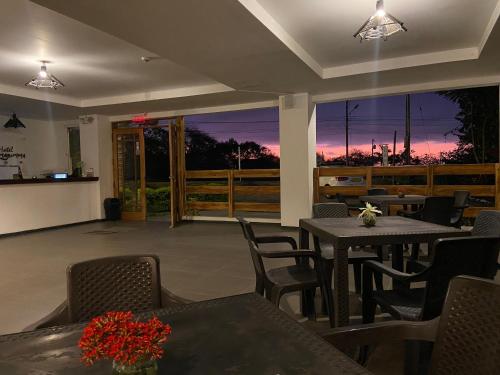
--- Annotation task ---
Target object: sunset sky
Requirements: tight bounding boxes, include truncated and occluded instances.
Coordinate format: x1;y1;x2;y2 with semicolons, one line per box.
185;92;461;158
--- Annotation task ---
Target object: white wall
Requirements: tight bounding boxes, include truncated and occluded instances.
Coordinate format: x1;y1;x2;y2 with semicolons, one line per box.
279;93;316;227
80;114;113;218
0;181;100;235
0;115;76;178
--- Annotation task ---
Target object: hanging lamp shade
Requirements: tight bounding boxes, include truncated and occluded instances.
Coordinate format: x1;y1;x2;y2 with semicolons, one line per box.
25;61;64;89
354;0;407;41
4;113;25;128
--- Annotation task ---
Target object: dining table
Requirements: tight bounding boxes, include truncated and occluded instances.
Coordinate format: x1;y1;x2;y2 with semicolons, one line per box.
359;194;426;215
299;216;469;328
0;293;372;375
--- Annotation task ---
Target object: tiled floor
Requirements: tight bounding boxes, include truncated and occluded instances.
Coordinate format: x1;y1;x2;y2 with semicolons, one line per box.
1;220;497;374
0;220;296;334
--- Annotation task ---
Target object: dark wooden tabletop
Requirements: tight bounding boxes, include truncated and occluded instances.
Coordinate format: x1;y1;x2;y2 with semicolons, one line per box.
0;294;371;375
300;216;469;249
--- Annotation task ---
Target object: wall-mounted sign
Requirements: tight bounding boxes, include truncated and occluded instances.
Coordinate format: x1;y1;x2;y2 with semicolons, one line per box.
0;146;26;162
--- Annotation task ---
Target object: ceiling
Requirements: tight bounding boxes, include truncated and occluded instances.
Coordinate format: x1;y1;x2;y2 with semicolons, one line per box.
0;0;498;119
253;0;499;70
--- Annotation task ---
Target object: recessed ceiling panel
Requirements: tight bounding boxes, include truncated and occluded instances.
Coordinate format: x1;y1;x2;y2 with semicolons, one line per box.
255;0;499;70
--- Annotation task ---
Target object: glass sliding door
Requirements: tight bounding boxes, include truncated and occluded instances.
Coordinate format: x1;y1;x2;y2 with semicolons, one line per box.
113;128;146;220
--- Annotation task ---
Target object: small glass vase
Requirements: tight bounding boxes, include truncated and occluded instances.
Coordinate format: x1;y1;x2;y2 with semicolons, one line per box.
362;213;377;227
112;360;158;375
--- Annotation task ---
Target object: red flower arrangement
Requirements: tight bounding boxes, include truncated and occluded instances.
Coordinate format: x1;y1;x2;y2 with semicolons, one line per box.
78;311;172;367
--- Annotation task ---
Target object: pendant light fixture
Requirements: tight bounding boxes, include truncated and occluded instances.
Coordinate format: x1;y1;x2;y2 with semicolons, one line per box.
25;61;64;89
354;0;407;41
3;113;26;129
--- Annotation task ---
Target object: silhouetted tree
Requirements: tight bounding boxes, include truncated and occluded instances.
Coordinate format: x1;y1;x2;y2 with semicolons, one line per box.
438;86;499;163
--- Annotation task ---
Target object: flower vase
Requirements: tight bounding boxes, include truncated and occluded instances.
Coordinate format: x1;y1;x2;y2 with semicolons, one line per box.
362;213;377;227
112;360;158;375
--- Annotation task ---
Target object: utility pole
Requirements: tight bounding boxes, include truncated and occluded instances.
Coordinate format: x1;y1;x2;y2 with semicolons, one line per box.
345;101;359;166
371;139;375;165
404;94;411;164
393;130;397;166
345;101;349;166
237;145;241;170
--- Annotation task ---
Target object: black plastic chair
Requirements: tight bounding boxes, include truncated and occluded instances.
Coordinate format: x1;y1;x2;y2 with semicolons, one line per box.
398;196;455;226
312;203;380;294
367;188;388;196
408;209;500;273
237;218;321;309
25;255;190;330
399;196;455;267
471;210;500;236
362;236;500;324
450;190;470;227
324;275;500;375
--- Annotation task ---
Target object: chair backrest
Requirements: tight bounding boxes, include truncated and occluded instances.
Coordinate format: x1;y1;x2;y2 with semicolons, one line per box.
367;188;388;196
312;203;348;218
246;239;267;285
421;236;500;320
471;210;500;236
67;255;162;323
450;190;470;225
430;276;500;375
421;196;455;226
236;217;257;243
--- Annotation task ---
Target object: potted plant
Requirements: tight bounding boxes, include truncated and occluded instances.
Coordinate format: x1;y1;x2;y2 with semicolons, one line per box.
79;311;172;375
358;202;382;227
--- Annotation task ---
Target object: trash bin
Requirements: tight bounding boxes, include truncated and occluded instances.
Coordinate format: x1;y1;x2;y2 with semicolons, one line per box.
104;198;121;220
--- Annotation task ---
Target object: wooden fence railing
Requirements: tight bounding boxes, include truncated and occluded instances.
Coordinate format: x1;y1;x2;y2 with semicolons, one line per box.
314;164;500;217
184;169;280;218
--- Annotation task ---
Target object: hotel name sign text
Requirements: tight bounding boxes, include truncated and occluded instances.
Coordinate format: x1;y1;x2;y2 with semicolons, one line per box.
0;146;26;162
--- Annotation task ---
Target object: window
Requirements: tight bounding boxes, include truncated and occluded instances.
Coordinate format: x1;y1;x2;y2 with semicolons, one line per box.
68;127;81;174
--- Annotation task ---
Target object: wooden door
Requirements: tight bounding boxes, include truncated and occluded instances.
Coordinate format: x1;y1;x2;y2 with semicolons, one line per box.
113;128;146;220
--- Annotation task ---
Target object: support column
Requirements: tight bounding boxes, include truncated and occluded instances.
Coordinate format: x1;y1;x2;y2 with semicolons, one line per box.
79;114;113;218
279;93;316;227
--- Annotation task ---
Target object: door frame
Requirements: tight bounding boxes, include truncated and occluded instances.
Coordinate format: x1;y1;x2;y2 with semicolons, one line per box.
112;128;146;220
112;117;185;223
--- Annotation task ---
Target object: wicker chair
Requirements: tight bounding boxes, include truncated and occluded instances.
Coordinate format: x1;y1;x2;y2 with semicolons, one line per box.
362;236;500;324
324;275;500;375
312;203;381;294
24;255;189;330
237;218;320;311
450;190;470;227
408;210;500;274
399;196;455;267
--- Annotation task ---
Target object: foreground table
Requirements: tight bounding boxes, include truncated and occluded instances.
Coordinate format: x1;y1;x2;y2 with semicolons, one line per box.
299;216;468;327
0;294;371;374
359;195;425;215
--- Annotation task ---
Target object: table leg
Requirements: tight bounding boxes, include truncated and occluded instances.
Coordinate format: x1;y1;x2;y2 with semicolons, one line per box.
391;244;404;271
333;245;350;327
299;227;311;317
391;244;405;290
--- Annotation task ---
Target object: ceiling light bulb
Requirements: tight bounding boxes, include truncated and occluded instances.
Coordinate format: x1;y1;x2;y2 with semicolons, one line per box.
376;9;386;17
39;70;47;78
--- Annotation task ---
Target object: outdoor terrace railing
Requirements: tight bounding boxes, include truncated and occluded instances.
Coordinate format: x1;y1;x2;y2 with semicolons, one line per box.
184;169;280;218
314;163;500;217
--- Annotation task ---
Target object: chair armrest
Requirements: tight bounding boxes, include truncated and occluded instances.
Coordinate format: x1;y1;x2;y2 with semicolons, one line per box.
161;287;192;307
453;205;469;210
23;301;70;331
364;260;426;282
256;235;297;249
322;319;439;351
258;249;317;259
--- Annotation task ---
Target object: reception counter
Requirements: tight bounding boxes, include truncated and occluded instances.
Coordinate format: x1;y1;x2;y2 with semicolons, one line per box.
0;177;102;235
